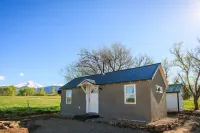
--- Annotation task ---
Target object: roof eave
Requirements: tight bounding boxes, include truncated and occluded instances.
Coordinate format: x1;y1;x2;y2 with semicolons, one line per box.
58;78;152;91
166;91;180;93
152;65;168;88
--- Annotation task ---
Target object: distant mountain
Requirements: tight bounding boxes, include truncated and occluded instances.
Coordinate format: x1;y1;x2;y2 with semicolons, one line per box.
44;84;64;94
0;85;10;87
1;81;64;94
14;81;43;90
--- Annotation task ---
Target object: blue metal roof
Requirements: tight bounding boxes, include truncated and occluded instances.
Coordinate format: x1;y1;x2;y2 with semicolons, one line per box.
166;84;183;93
59;63;161;90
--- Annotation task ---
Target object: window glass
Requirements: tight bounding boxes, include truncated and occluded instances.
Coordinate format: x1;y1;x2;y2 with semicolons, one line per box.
156;85;163;93
126;95;136;103
66;90;72;97
126;86;134;94
66;90;72;104
125;85;136;104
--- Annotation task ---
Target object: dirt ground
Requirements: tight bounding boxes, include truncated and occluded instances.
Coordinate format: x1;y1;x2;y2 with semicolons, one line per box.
28;117;148;133
164;115;200;133
26;114;200;133
1;112;200;133
0;128;28;133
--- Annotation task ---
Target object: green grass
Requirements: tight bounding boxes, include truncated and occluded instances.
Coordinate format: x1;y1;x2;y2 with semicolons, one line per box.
184;98;200;110
0;96;61;116
0;96;199;117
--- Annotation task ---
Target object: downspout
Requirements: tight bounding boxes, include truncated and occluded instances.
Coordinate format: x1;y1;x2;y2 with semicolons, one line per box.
102;61;105;74
177;92;180;112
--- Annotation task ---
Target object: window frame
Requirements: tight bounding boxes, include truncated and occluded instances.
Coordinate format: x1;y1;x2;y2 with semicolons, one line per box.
66;90;72;104
124;84;136;104
156;85;163;93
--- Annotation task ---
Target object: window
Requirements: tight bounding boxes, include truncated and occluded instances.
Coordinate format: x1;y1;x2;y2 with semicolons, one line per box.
124;84;136;104
156;85;163;93
66;90;72;104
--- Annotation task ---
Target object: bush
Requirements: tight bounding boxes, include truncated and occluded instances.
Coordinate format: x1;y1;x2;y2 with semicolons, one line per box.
0;106;60;118
33;92;46;96
183;87;192;100
18;88;37;96
47;93;59;96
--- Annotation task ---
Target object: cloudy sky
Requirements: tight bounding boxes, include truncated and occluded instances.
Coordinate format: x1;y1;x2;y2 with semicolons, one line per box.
0;0;200;86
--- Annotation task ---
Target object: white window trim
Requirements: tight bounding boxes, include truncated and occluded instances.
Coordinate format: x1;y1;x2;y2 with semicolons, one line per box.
124;84;136;104
66;90;72;104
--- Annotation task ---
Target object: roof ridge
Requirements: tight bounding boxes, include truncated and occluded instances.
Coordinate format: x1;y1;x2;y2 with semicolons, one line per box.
101;63;161;75
73;63;161;80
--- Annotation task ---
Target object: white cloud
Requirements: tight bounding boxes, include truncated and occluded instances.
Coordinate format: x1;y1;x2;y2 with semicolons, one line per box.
20;73;24;76
0;76;5;80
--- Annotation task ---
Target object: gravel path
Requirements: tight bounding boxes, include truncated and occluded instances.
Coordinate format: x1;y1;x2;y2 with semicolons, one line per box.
31;118;149;133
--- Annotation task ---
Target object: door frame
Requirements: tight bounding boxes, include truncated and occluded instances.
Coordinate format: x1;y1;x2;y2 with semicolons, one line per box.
86;85;99;113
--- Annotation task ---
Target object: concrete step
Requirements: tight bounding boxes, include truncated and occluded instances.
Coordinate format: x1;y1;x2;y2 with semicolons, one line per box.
74;113;99;121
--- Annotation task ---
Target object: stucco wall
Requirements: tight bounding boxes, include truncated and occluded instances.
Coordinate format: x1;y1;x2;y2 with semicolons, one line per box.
60;81;152;121
150;69;167;121
60;88;86;116
99;82;152;122
60;69;167;122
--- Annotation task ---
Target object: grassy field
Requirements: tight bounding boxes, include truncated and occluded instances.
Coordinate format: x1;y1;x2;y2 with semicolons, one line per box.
184;98;200;110
0;96;61;116
0;96;199;117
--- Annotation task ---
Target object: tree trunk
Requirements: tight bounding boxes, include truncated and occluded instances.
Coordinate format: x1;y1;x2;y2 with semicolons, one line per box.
194;96;199;110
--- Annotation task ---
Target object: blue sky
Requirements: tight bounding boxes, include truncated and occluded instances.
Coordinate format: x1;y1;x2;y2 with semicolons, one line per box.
0;0;200;86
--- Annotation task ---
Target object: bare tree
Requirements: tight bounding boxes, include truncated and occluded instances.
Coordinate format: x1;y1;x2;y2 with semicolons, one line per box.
162;57;171;81
172;76;180;84
76;49;103;75
170;42;200;110
61;63;86;82
132;54;154;67
62;43;154;81
100;44;134;71
76;43;135;75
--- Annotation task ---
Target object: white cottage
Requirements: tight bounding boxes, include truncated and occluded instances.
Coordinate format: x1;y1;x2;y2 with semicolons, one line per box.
166;84;184;112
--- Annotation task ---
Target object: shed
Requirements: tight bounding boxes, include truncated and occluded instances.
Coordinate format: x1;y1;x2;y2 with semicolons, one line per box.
166;84;184;112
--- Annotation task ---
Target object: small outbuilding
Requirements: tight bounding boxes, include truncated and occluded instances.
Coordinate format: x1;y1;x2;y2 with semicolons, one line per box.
166;84;184;112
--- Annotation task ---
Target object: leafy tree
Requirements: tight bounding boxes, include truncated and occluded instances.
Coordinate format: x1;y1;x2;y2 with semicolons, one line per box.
0;86;17;96
39;87;46;96
0;87;7;96
170;42;200;110
8;86;17;96
18;88;36;96
18;88;26;96
51;87;55;94
27;88;36;96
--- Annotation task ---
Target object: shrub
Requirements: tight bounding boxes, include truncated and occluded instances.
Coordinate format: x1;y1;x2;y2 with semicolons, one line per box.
18;88;37;96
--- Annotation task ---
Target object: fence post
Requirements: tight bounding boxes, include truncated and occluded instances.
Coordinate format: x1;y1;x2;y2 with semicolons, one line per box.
27;100;30;112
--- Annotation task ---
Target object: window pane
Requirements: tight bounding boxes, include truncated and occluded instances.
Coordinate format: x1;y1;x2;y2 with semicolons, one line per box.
66;97;71;103
66;90;72;97
126;86;134;94
126;95;135;103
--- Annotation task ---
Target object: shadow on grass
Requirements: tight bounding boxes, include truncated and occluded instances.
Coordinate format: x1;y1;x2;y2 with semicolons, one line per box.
0;106;60;118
